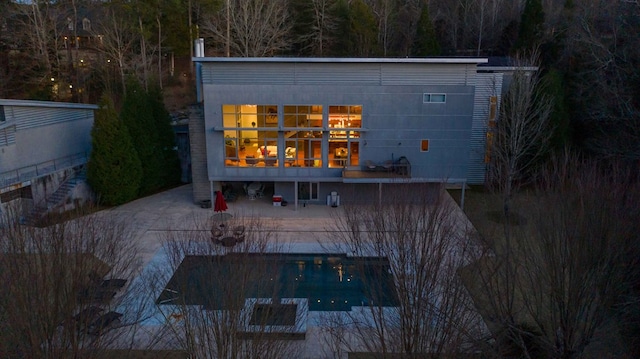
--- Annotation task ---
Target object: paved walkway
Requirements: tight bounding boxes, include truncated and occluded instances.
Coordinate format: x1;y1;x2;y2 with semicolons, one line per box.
101;184;343;269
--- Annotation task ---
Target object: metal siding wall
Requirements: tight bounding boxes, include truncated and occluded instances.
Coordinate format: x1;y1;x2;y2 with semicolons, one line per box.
294;63;380;84
468;73;503;184
0;126;16;146
202;63;295;85
201;62;479;87
381;63;477;86
199;60;482;184
10;106;92;130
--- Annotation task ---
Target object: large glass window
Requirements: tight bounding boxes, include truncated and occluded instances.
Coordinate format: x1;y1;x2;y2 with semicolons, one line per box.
282;105;323;168
221;104;362;169
222;104;277;167
285;132;322;168
283;105;322;128
328;105;361;168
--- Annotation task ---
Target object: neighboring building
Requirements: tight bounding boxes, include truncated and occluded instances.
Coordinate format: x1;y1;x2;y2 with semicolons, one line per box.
190;57;505;208
0;99;97;222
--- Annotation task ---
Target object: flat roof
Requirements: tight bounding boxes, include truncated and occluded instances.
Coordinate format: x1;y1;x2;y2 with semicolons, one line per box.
193;57;488;65
0;99;98;110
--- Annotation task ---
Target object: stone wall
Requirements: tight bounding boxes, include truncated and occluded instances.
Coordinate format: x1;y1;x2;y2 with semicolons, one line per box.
188;104;209;203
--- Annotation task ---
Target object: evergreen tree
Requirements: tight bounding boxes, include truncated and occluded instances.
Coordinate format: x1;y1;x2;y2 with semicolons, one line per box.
87;95;142;206
330;0;378;57
148;85;181;187
287;0;315;56
412;5;441;57
542;68;570;152
120;78;164;196
514;0;545;52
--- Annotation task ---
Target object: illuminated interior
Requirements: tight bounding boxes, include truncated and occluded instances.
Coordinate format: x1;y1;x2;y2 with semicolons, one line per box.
222;104;361;168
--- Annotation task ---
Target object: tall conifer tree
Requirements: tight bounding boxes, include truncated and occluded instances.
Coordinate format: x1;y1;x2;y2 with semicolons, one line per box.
514;0;545;52
412;5;441;56
120;78;165;195
87;95;142;205
148;85;181;187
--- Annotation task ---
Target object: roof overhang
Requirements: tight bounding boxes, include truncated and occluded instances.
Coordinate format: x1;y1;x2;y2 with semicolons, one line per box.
0;99;98;110
193;57;488;65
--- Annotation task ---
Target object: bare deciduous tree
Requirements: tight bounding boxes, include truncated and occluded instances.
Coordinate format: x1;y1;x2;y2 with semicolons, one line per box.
201;0;292;57
464;152;640;358
321;184;486;357
0;206;146;358
94;5;138;95
487;51;553;214
147;215;304;358
309;0;340;56
565;0;640;160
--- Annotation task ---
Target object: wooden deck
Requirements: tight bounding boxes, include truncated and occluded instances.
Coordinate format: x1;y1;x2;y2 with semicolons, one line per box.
342;165;411;180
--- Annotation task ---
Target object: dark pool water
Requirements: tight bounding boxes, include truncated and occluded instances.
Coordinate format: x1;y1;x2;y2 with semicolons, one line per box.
157;253;399;311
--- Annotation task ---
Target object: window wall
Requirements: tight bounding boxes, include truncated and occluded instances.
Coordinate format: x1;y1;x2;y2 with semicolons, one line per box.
328;105;361;167
284;105;323;167
222;104;278;167
222;104;361;168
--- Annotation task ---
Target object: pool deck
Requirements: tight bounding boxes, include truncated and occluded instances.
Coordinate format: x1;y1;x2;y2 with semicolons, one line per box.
92;184;474;358
100;184;343;268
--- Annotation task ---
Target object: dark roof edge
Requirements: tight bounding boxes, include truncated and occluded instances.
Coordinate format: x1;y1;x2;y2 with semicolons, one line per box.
193;57;488;65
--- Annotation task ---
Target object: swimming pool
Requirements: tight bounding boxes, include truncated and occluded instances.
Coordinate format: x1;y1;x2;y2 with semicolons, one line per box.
156;253;399;311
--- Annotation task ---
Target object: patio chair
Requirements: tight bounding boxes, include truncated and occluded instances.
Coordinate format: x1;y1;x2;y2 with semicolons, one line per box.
233;226;246;242
364;160;377;171
255;184;265;198
381;160;393;172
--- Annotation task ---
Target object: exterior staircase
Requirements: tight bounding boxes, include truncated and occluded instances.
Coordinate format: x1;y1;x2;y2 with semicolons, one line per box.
23;167;87;226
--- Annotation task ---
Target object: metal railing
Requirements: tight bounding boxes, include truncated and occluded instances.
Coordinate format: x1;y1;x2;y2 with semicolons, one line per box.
0;152;88;188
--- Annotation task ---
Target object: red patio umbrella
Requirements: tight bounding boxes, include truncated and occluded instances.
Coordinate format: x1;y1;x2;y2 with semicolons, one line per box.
214;190;228;213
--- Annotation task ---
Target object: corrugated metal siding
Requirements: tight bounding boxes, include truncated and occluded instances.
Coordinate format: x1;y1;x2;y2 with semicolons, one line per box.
468;73;503;184
9;106;92;130
202;62;481;86
381;64;477;86
202;63;295;85
0;125;16;146
294;63;380;84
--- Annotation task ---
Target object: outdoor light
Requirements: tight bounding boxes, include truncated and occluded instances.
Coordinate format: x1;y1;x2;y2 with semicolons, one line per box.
50;77;55;82
69;85;73;89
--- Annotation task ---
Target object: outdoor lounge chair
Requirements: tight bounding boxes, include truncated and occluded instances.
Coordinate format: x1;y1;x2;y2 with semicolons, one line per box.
87;311;123;336
364;160;377;171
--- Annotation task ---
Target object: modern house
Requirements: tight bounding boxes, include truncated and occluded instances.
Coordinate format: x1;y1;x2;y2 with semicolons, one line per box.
189;55;504;208
0;99;97;222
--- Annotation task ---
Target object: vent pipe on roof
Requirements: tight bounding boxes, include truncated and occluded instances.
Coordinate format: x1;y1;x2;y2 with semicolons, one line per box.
194;38;205;57
194;38;204;103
